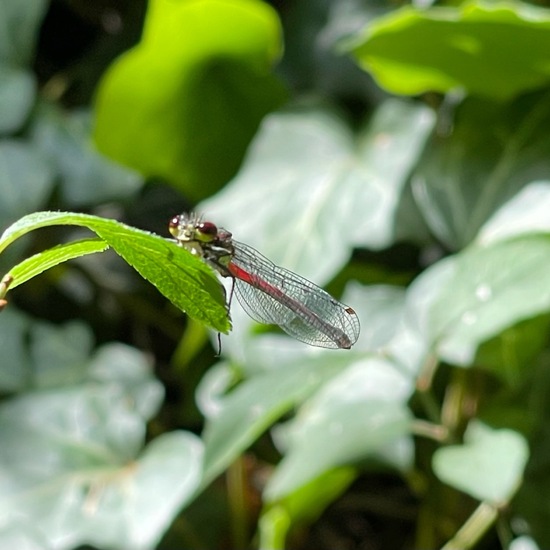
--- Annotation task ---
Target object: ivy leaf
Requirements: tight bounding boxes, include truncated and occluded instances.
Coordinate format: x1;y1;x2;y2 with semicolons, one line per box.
351;2;550;100
433;421;528;504
93;0;286;199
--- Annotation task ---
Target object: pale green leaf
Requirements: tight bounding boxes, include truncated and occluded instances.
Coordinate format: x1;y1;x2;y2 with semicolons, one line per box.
407;234;550;365
265;358;413;499
0;66;35;133
200;99;434;283
433;421;529;504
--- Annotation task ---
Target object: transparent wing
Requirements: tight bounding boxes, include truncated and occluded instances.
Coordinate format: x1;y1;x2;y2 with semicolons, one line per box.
229;241;360;349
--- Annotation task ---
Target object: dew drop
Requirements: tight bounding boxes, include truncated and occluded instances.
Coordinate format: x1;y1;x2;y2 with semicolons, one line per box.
461;311;477;325
475;284;492;302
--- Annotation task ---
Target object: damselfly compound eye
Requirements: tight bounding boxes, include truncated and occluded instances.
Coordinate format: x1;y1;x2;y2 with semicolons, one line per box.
197;221;218;238
168;215;182;237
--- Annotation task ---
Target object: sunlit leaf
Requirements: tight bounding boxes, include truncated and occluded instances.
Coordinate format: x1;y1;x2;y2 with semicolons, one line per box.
264;358;413;499
351;2;550;99
8;238;109;289
200;356;351;487
433;421;528;504
0;340;203;550
0;211;230;333
407;234;550;365
479;180;550;245
94;0;286;199
200;99;434;283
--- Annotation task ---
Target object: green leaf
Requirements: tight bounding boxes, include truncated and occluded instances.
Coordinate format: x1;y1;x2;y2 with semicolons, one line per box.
28;320;94;388
200;357;350;487
0;211;230;333
30;102;143;205
509;536;541;550
93;0;286;199
0;0;48;66
351;2;550;100
200;99;434;283
479;180;550;245
0;66;35;133
264;358;413;500
0;528;50;549
119;431;204;548
0;308;30;392
432;421;528;504
8;238;109;290
258;506;291;550
259;468;356;549
409;234;550;366
0;340;203;550
411;93;550;250
344;283;427;375
0;141;55;228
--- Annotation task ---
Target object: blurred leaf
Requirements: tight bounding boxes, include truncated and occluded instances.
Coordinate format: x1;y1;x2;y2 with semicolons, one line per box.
264;358;413;499
407;234;550;366
258;505;291;550
28;320;94;388
30;102;143;205
0;0;48;66
88;343;166;421
0;211;230;333
0;308;29;392
200;356;351;487
119;431;204;549
0;141;55;228
199;284;419;495
479;180;550;245
200;98;435;283
0;339;203;550
344;283;427;375
8;238;109;290
351;2;550;100
0;526;51;550
474;314;550;386
432;421;528;504
0;66;35;134
509;536;541;550
412;93;550;250
259;467;356;548
93;0;286;199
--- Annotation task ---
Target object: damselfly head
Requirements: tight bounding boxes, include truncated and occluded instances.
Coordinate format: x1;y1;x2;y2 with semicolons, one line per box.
168;213;213;241
169;213;229;246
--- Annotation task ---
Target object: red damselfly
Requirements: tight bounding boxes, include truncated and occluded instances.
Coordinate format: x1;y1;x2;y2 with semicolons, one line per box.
169;213;360;349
